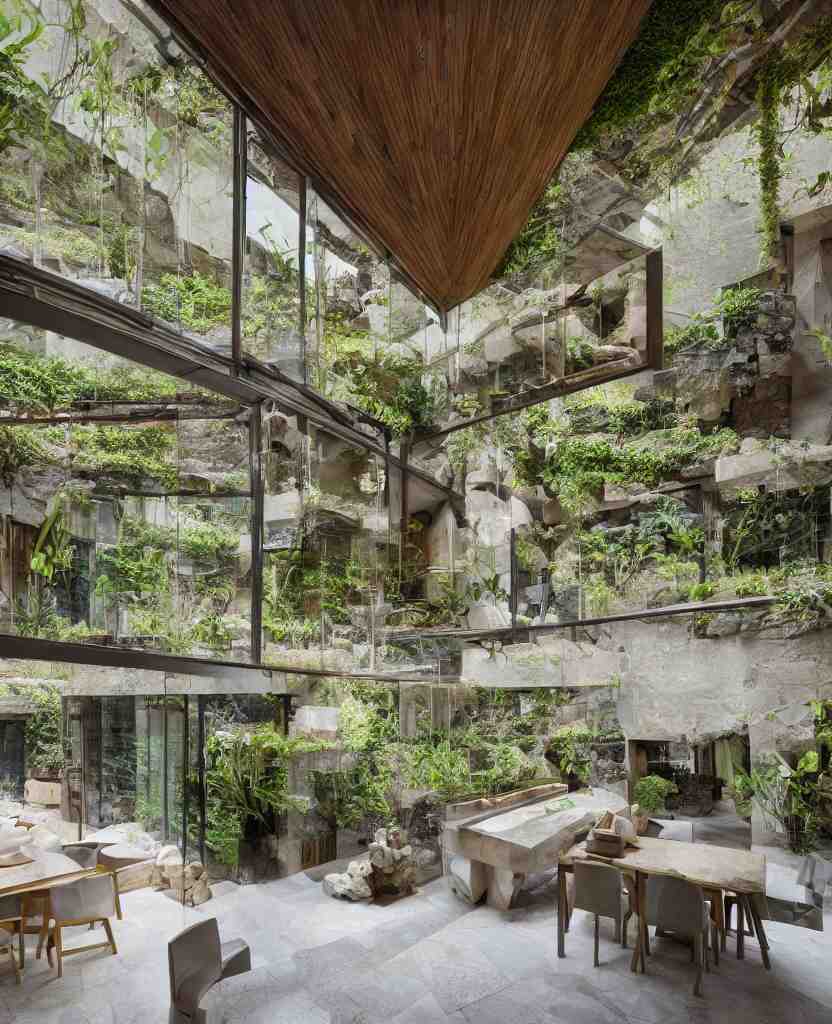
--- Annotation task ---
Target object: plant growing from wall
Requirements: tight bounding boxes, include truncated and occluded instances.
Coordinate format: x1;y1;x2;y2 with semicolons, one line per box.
755;62;782;265
547;723;593;785
30;505;74;582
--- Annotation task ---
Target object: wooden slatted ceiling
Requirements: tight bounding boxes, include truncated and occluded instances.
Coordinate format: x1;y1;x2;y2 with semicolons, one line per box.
154;0;652;312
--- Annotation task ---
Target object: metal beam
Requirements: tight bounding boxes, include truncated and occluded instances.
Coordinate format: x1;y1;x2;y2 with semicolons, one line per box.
417;359;650;444
0;408;242;427
231;106;247;369
646;248;663;372
0;257;460;507
298;175;307;384
0;632;457;683
249;404;264;662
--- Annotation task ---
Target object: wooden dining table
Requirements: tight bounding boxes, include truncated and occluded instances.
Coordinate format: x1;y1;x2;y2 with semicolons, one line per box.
0;850;97;900
557;836;770;973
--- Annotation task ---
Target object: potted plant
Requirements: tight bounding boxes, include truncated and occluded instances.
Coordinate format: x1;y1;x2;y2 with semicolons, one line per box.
631;775;679;833
747;753;819;854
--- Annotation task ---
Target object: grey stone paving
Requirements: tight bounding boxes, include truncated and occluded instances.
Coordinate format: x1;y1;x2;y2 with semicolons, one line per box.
0;848;829;1024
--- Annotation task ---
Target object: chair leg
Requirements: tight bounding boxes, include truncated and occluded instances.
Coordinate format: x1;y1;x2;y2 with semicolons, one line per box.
36;914;49;960
102;917;117;956
693;934;703;997
8;945;20;986
55;924;63;979
622;910;630;948
712;921;719;966
613;915;621;945
593;914;600;968
17;924;24;969
704;928;710;973
112;873;123;921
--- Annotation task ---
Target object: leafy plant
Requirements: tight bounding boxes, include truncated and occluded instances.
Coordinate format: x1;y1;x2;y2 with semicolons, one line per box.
746;754;819;853
547;723;594;784
142;273;232;334
633;774;679;813
400;742;472;801
0;6;46;155
205;725;329;867
30;505;74;581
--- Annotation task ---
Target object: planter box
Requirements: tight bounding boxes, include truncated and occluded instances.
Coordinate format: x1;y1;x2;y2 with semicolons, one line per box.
23;778;61;806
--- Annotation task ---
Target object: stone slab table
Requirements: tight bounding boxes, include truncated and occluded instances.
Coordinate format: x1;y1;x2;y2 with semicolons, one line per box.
445;786;628;909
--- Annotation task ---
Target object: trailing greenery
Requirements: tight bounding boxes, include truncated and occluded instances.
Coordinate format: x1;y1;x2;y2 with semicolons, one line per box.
0;425;52;485
0;7;45;154
522;425;739;511
142;273;232;334
64;424;177;488
0;344;188;411
755;63;782;264
571;0;727;151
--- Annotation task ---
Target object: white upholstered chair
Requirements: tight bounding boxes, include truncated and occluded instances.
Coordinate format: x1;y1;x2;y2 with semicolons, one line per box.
46;873;118;978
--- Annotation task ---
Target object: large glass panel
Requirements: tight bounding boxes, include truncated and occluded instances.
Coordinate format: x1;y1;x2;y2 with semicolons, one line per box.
0;323;253;658
0;1;234;351
243;123;303;377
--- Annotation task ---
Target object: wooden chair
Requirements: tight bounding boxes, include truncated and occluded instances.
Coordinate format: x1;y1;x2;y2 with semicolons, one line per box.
46;874;118;978
0;895;24;970
0;927;20;985
60;844;123;922
22;890;52;960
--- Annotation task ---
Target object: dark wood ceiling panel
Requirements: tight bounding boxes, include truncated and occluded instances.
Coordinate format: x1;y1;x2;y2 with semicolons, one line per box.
154;0;651;312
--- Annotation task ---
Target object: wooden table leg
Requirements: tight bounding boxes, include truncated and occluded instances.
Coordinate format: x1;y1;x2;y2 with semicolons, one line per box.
630;871;646;973
736;894;745;960
746;895;771;970
557;864;566;959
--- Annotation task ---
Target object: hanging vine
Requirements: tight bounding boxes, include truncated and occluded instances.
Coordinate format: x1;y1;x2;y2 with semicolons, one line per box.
755;61;782;266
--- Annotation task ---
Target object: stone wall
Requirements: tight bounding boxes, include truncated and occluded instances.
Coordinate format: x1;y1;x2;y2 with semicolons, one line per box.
600;615;832;844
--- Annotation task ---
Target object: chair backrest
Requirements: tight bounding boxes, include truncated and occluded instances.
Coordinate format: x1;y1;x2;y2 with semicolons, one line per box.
573;861;623;918
642;875;665;926
656;876;705;938
62;845;99;869
0;894;22;922
50;873;115;923
168;918;222;1008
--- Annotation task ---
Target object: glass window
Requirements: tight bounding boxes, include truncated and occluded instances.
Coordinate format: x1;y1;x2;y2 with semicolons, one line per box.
0;1;234;350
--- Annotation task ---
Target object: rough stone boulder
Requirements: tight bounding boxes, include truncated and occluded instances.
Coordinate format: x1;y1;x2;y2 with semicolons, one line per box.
323;859;374;901
368;827;416;896
716;438;832;497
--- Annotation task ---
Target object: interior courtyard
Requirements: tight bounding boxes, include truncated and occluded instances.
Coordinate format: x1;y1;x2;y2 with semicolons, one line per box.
0;1;831;1022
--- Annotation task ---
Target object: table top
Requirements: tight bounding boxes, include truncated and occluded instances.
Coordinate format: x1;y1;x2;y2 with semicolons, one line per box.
0;850;96;898
448;787;629;873
562;835;766;895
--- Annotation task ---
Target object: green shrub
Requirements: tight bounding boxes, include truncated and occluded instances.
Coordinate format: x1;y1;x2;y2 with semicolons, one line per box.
633;774;679;813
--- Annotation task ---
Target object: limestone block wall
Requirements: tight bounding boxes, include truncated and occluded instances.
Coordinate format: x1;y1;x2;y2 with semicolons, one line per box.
600;616;832;844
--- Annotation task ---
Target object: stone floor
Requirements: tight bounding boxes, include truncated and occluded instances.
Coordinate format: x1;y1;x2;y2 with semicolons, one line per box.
1;850;830;1024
